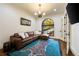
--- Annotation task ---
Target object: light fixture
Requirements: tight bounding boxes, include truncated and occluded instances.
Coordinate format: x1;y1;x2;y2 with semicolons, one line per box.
34;4;46;18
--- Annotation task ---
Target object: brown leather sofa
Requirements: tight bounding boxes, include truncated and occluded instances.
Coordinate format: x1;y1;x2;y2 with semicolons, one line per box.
10;32;38;50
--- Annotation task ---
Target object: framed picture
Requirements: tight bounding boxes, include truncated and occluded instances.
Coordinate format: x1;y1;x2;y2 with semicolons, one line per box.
20;17;31;26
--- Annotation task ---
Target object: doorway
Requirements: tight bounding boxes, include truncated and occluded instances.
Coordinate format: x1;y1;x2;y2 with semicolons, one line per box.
42;18;54;36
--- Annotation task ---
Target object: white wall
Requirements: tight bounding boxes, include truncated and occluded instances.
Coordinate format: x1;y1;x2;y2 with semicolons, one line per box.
0;4;36;49
70;23;79;55
35;15;64;38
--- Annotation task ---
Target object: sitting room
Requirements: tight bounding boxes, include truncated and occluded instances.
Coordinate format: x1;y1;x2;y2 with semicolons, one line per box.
0;3;73;56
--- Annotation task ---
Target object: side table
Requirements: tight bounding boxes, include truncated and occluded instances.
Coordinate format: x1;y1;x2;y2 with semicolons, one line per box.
3;41;12;52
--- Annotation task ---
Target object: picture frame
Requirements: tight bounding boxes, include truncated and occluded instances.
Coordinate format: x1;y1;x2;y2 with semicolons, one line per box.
20;17;31;26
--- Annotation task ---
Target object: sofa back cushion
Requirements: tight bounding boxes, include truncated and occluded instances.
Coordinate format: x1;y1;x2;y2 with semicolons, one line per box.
14;33;21;38
27;31;34;37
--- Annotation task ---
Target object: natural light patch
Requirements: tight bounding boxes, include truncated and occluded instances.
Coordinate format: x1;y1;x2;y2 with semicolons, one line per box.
43;18;54;26
42;18;54;31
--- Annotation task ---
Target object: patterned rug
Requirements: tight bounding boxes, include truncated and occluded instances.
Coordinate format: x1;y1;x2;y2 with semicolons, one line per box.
8;38;62;56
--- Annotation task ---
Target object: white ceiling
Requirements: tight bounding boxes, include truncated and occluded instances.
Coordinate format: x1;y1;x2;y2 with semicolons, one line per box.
9;3;67;17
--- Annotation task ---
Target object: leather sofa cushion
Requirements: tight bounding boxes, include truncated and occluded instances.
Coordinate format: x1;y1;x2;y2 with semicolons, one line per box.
22;36;37;43
14;33;21;38
14;33;24;40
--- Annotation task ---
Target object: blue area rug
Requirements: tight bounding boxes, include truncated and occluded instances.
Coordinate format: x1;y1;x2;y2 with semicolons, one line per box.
8;38;62;56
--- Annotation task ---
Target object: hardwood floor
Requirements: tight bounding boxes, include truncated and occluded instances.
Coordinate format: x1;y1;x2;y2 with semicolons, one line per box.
60;40;74;56
60;40;67;56
0;49;7;56
68;49;74;56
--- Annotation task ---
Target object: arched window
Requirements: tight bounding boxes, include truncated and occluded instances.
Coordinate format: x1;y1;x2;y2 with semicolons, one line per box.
42;18;54;36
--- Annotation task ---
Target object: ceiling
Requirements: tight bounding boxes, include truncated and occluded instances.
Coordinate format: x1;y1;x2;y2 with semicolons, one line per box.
9;3;67;18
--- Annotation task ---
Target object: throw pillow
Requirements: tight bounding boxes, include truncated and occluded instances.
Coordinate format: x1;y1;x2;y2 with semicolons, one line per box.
18;33;25;39
24;32;29;38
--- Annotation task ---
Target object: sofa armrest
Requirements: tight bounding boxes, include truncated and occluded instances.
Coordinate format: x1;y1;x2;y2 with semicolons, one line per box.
14;39;23;49
10;36;23;49
10;36;22;43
